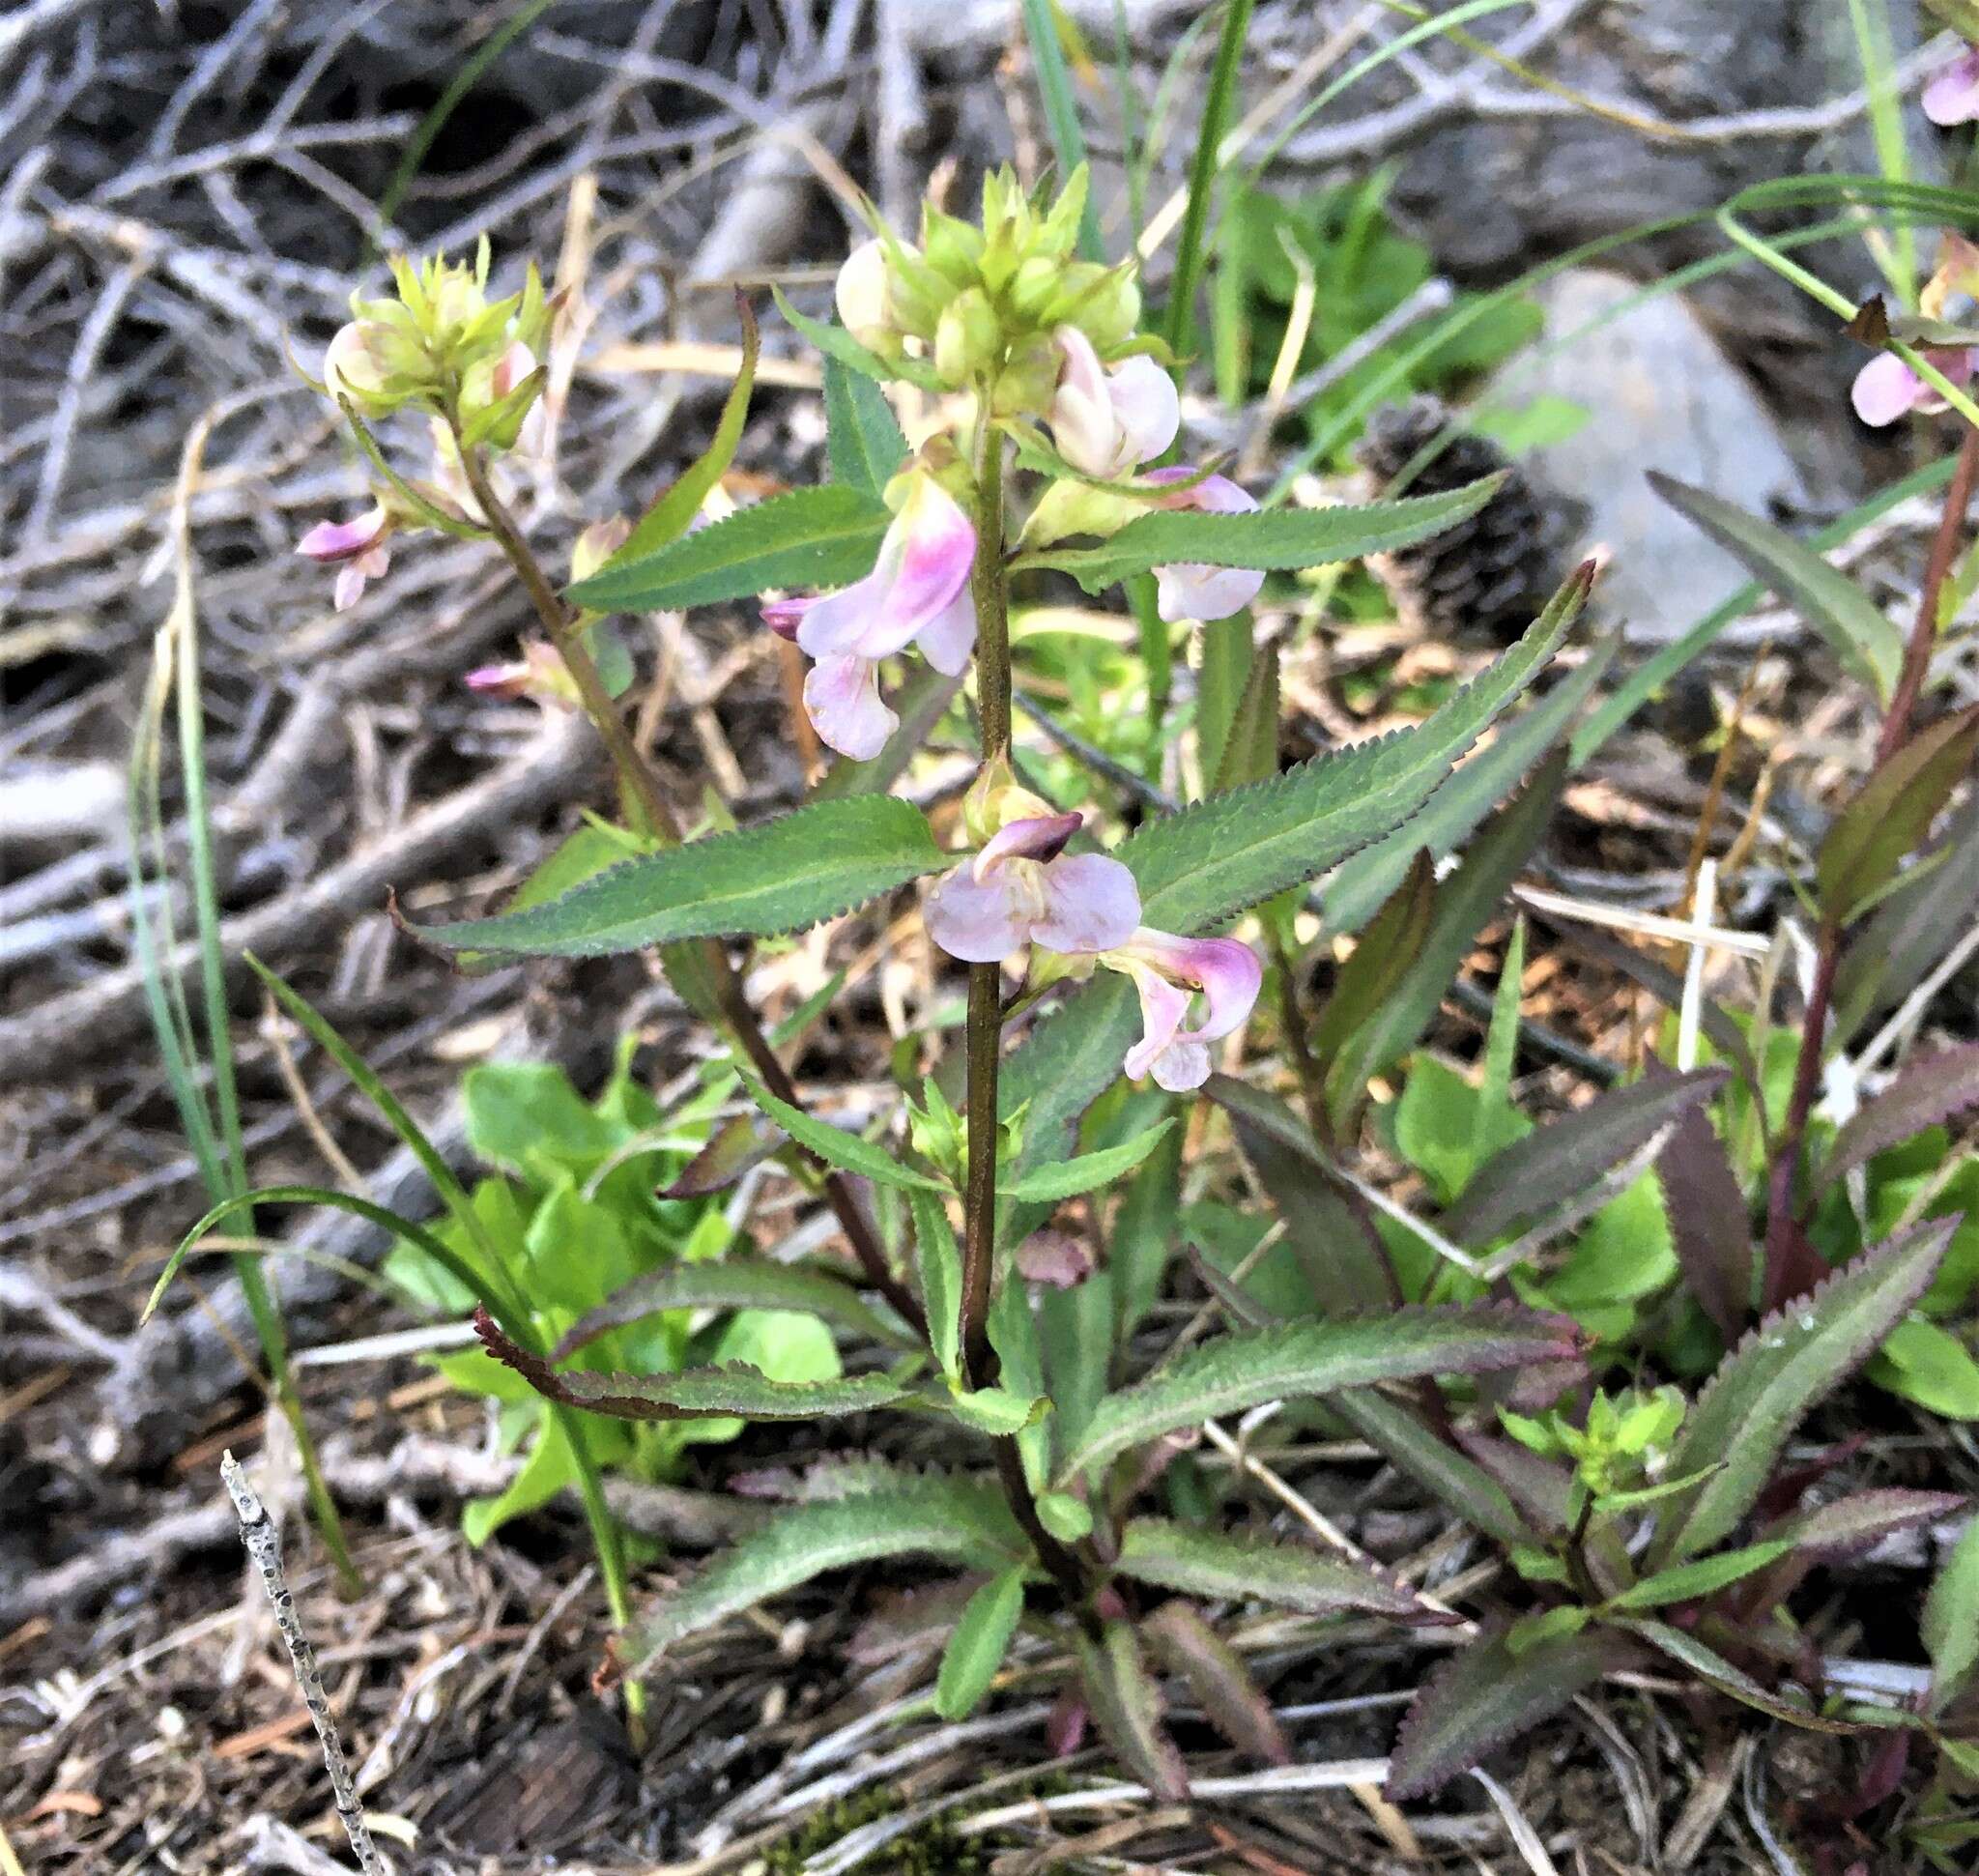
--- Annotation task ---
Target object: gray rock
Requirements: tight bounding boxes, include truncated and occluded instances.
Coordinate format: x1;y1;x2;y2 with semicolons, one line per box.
1491;268;1808;641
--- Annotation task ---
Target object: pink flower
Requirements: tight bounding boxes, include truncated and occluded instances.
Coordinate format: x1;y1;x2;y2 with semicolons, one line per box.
1140;467;1265;622
296;501;393;612
1850;347;1978;426
1016;1229;1095;1287
925;811;1141;964
1048;326;1179;478
778;473;979;760
464;640;577;707
1101;928;1262;1091
1926;46;1979;126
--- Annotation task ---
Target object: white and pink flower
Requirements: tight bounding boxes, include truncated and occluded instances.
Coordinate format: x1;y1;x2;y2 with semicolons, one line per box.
1926;46;1979;126
1139;467;1266;622
1850;346;1978;426
925;810;1141;963
1047;326;1180;478
463;639;577;707
1102;928;1262;1092
772;472;979;760
296;501;393;611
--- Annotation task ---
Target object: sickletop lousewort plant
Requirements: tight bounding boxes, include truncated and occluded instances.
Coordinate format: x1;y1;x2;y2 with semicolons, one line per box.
271;163;1605;1790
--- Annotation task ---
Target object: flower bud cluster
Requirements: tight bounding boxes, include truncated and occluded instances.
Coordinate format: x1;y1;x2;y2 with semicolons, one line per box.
837;166;1144;407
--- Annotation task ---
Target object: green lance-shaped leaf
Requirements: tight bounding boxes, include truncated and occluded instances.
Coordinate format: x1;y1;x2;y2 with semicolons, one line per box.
601;296;760;572
1602;1540;1793;1612
1650;473;1904;704
1015;476;1508;594
551;1258;910;1362
1055;1307;1584;1484
772;288;944;392
406;795;946;958
1114;1518;1439;1620
567;483;891;615
1076;1621;1190;1800
910;1189;964;1379
1926;1516;1979;1717
1000;1118;1175;1203
737;1073;948;1192
1647;1218;1957;1567
1441;1066;1730;1249
1817;708;1979;926
1117;564;1587;937
1816;1042;1979;1198
1387;1624;1631;1800
1617;1619;1869;1733
473;1307;913;1422
1334;1389;1539;1553
935;1568;1027;1721
621;1475;1026;1667
823;356;907;499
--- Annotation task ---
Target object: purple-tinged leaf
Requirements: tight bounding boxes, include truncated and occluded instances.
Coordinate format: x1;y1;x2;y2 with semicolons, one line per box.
1337;1392;1540;1550
1774;1489;1966;1561
1816;1043;1979;1198
474;1307;912;1421
1054;1306;1585;1484
1647;1219;1957;1567
1206;1077;1397;1313
1618;1620;1870;1733
1386;1625;1631;1799
1115;1517;1444;1620
662;1113;784;1198
1076;1621;1190;1800
1144;1601;1291;1768
1817;708;1979;926
1656;1091;1753;1344
551;1257;905;1362
1444;1067;1730;1250
1454;1429;1575;1536
1832;797;1979;1043
1310;850;1437;1080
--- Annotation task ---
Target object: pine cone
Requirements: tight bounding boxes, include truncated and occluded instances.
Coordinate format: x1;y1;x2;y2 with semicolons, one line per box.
1356;397;1558;643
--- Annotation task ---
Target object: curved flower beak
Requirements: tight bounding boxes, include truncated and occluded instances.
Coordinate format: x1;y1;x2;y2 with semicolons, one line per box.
464;640;576;707
973;811;1084;879
297;503;390;564
796;473;977;663
1851;348;1976;426
761;594;815;642
926;812;1141;965
1926;47;1979;127
1140;467;1265;622
1047;326;1179;478
1106;928;1263;1090
803;652;896;761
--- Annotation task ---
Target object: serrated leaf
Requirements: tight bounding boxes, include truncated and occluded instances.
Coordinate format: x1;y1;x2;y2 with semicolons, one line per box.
1658;1095;1753;1345
621;1476;1024;1666
1442;1067;1729;1250
1143;1601;1290;1767
1018;477;1508;594
737;1073;947;1192
662;1112;785;1198
1076;1621;1190;1800
1773;1488;1966;1561
1648;1219;1957;1566
1310;849;1436;1080
1817;709;1979;925
1055;1308;1583;1483
1334;1390;1538;1552
1818;1044;1979;1197
910;1189;963;1378
1925;1517;1979;1715
1833;797;1979;1043
1618;1619;1868;1732
772;287;944;391
823;356;907;499
473;1306;911;1421
1001;1119;1175;1203
1604;1541;1793;1611
1650;473;1903;703
935;1569;1026;1721
1387;1625;1626;1799
567;484;890;614
1115;1518;1434;1618
409;796;945;958
1117;566;1585;937
550;1258;906;1362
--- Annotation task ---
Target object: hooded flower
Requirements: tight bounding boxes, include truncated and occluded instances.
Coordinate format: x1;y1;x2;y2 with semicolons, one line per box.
1926;45;1979;126
775;471;978;759
925;810;1141;964
464;640;577;707
836;239;895;351
1047;326;1179;478
296;501;393;611
1850;346;1978;425
1139;467;1266;622
1100;928;1262;1091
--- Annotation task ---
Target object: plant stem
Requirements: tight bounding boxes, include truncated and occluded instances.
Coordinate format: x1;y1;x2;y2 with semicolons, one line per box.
1879;425;1979;767
453;437;926;1334
962;424;1012;1382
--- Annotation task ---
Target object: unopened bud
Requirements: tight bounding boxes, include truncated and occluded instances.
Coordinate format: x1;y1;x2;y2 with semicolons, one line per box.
571;515;631;587
933;287;1002;387
990;332;1062;419
835;239;894;348
921;210;986;289
464;640;579;708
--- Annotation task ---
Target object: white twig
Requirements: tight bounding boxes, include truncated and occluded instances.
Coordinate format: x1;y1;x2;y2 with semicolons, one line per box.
221;1453;387;1876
